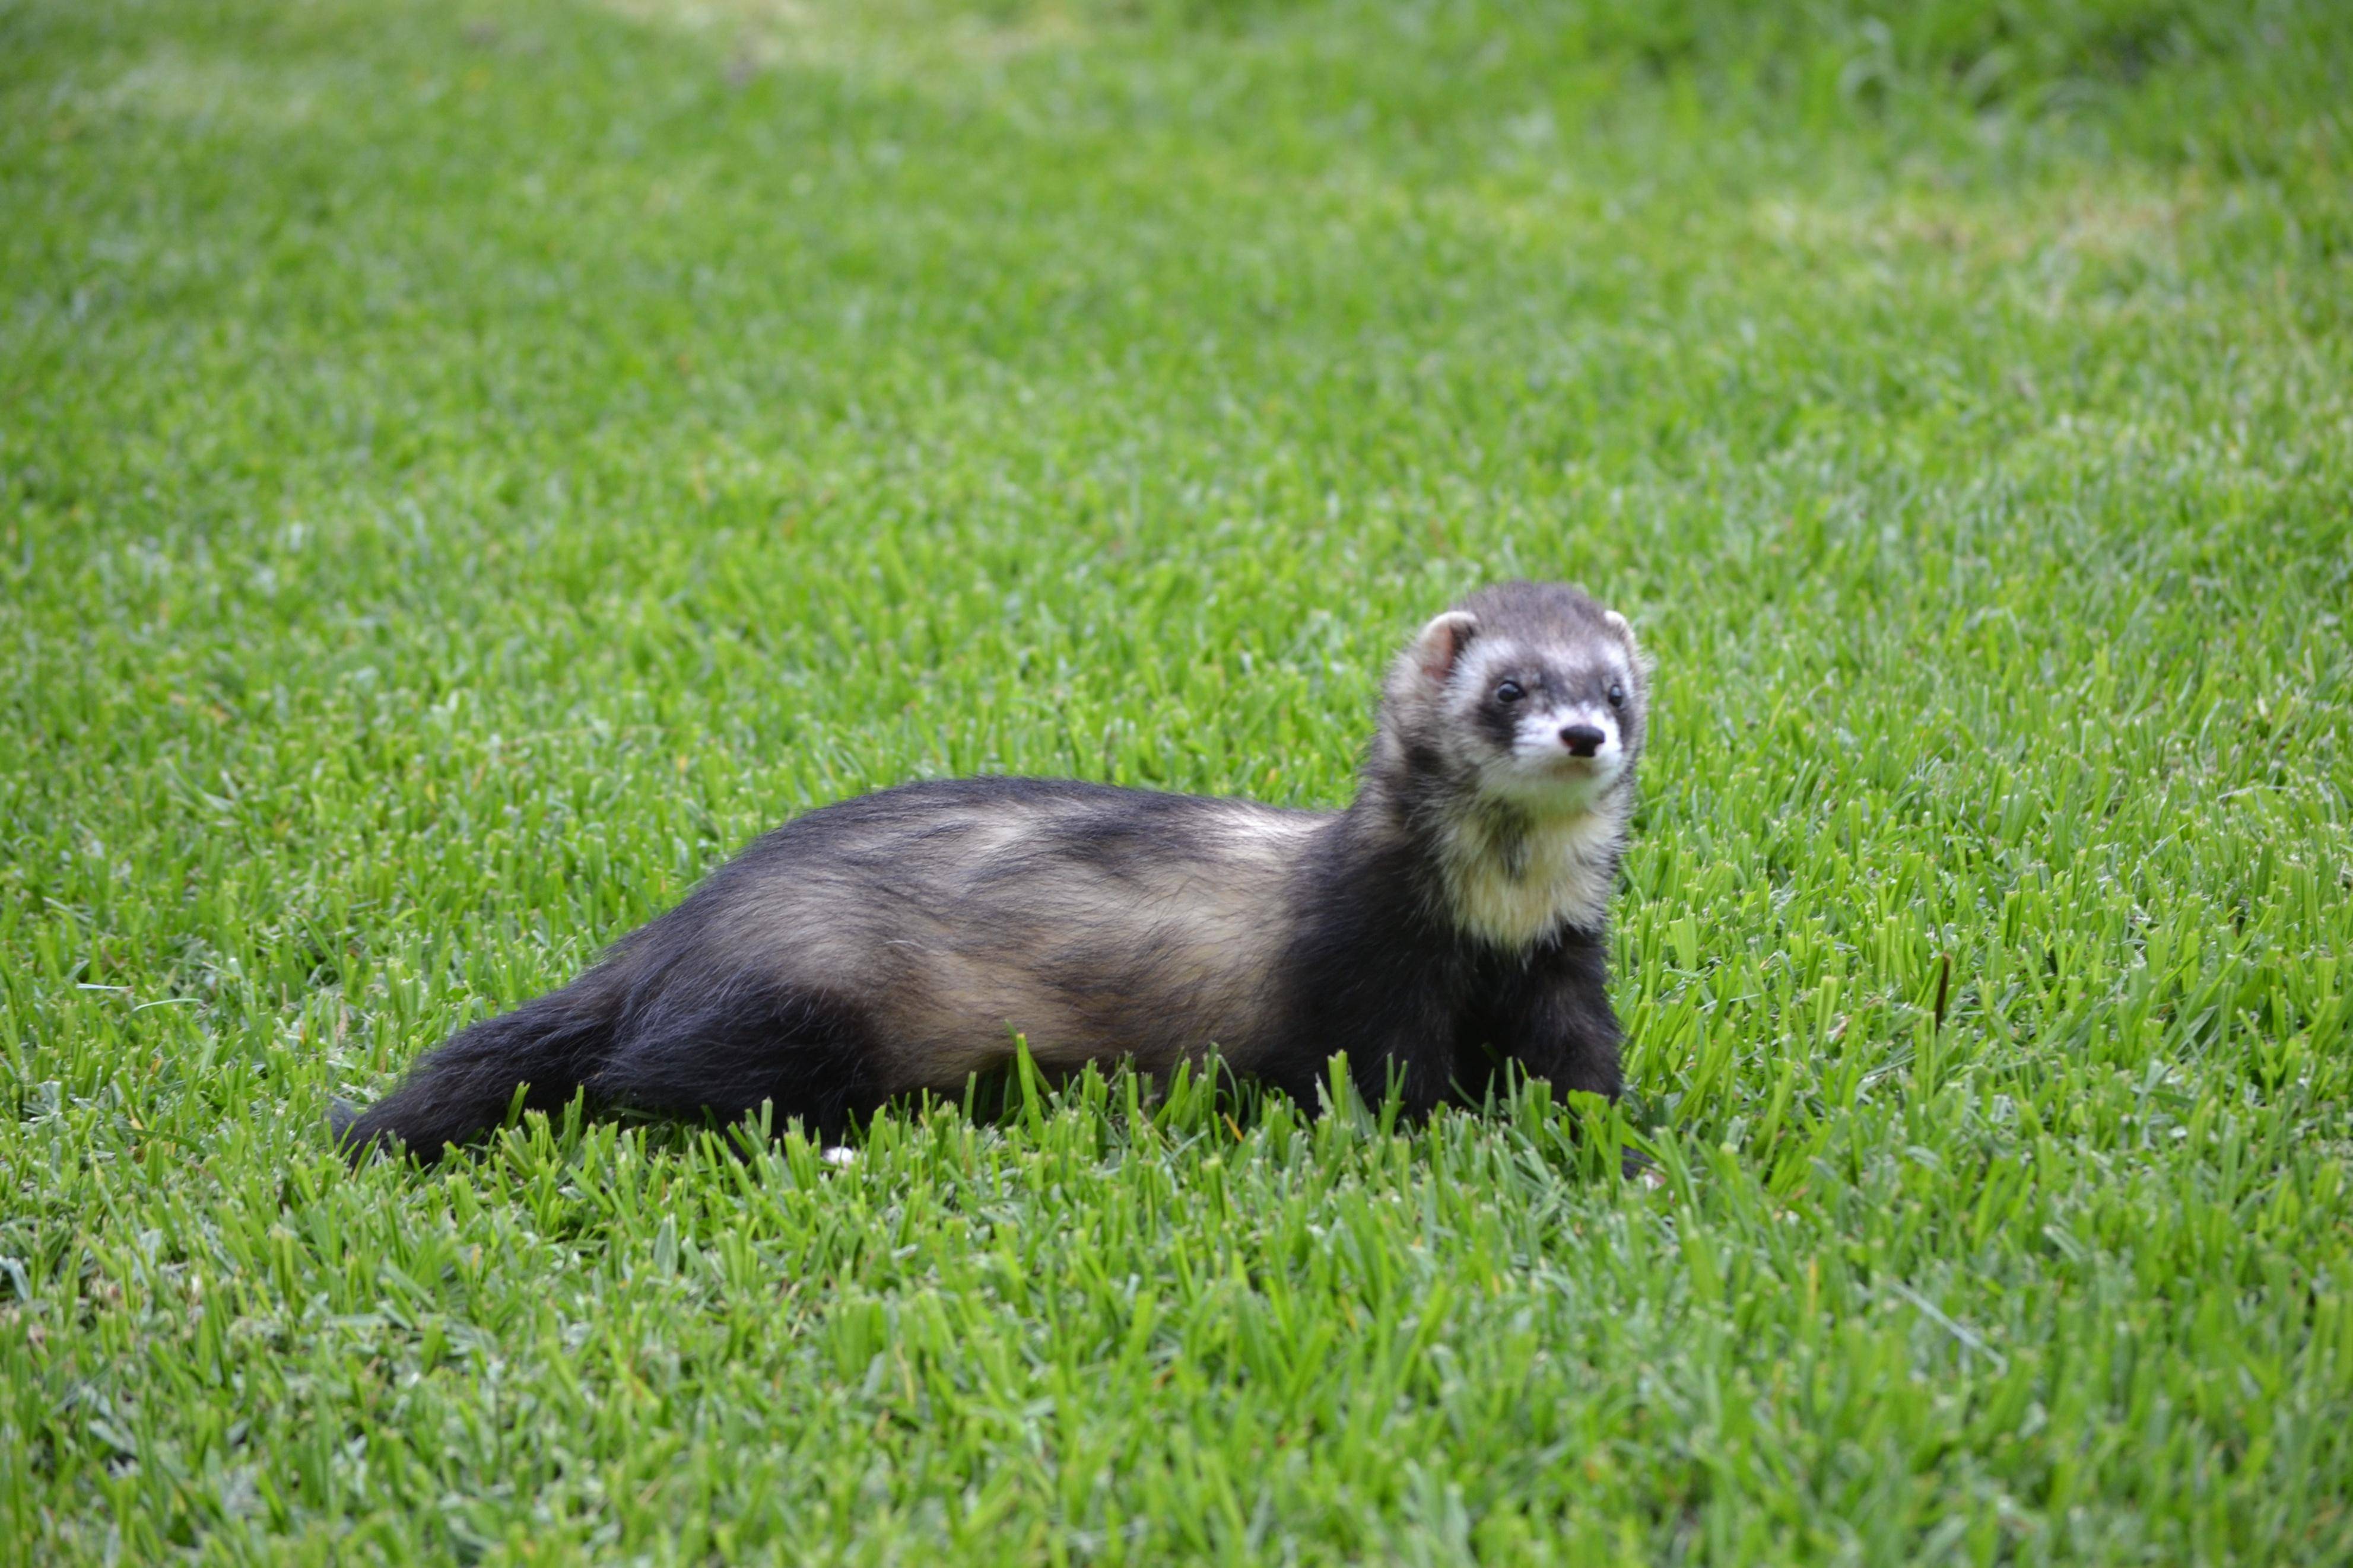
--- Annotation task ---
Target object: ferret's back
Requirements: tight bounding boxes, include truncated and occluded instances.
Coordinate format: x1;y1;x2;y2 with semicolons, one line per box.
663;778;1330;1087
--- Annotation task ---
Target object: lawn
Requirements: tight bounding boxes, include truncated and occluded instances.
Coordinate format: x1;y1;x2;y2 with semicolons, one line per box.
4;0;2350;1561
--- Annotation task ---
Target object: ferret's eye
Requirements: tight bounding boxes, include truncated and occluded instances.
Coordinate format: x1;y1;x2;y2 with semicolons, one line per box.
1607;683;1625;707
1494;680;1525;705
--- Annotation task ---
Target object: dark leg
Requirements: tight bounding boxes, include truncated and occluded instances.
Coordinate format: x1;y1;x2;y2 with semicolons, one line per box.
1464;930;1647;1178
1474;931;1624;1103
1255;976;1460;1124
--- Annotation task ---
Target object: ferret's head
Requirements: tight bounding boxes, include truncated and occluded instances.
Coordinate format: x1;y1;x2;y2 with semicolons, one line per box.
1379;581;1648;816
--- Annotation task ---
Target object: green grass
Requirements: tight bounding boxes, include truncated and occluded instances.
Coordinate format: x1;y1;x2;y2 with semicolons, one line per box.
4;0;2351;1560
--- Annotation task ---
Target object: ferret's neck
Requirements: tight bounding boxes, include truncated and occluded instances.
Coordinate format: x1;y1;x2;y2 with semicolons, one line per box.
1351;742;1629;951
1425;794;1626;948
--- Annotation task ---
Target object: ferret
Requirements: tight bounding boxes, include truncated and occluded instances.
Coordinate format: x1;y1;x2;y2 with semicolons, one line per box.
335;581;1649;1162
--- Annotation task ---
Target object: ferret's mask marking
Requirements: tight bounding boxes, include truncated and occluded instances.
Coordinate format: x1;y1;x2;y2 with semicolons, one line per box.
1447;637;1635;816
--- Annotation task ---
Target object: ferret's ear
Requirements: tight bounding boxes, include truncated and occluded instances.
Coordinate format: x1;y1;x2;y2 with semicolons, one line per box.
1411;610;1479;685
1603;609;1655;679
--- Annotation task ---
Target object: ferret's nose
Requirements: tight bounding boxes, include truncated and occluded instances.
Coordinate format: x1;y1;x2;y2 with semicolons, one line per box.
1559;724;1605;758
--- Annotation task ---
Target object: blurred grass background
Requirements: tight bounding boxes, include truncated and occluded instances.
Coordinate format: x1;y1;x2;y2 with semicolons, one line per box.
3;0;2350;1561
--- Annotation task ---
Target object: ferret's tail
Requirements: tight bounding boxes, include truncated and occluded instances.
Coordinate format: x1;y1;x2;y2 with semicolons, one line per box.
334;986;615;1165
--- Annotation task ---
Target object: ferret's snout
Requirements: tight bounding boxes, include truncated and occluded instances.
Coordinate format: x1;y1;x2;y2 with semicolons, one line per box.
1559;723;1606;758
